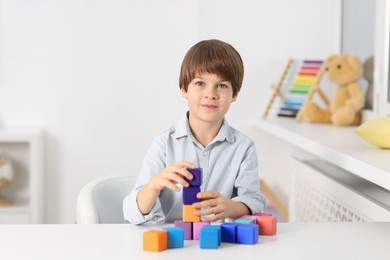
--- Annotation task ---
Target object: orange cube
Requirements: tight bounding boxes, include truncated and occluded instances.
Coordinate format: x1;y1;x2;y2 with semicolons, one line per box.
143;230;168;252
183;205;200;222
256;215;277;235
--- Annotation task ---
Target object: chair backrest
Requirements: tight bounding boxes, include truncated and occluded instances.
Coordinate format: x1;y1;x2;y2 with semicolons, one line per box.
76;175;137;224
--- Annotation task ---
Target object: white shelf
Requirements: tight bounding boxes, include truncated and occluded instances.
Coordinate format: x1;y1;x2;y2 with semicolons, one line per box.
0;127;44;223
252;116;390;191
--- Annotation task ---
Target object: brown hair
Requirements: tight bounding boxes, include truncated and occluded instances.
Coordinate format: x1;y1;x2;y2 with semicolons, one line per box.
179;39;244;97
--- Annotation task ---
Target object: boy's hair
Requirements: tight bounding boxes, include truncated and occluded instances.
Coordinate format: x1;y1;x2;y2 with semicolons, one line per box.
179;39;244;97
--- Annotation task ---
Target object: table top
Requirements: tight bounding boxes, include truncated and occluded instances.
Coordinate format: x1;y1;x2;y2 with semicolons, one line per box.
0;222;389;260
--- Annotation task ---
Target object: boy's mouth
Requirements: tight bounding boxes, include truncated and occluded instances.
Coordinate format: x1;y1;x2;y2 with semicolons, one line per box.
202;104;218;110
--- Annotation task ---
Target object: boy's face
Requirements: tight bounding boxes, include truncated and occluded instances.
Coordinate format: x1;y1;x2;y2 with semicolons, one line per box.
181;73;237;126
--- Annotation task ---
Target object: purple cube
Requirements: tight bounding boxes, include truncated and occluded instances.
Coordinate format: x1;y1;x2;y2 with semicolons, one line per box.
174;220;192;240
186;168;202;187
183;186;200;205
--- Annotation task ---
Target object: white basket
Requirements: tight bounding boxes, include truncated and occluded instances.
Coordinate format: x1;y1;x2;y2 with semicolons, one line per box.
289;157;390;222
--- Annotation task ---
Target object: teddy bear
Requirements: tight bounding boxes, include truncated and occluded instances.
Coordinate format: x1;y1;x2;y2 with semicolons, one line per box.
300;54;365;126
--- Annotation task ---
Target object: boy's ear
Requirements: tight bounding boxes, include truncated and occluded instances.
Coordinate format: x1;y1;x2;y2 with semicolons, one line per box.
180;85;188;98
232;94;238;102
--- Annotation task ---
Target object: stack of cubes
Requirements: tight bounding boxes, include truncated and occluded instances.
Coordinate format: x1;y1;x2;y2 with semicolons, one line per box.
176;168;221;249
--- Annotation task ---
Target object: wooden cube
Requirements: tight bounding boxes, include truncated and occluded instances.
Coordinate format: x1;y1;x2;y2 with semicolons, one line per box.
143;230;167;252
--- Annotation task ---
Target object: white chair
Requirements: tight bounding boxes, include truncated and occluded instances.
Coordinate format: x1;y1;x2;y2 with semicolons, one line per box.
76;175;137;224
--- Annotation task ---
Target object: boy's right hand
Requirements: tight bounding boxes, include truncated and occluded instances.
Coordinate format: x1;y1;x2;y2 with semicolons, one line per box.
147;161;195;192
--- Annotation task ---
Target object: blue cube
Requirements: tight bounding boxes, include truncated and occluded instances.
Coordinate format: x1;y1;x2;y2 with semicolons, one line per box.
220;223;238;243
182;186;200;205
200;229;219;249
202;225;221;245
186;168;202;187
162;227;184;248
235;217;255;224
236;224;259;245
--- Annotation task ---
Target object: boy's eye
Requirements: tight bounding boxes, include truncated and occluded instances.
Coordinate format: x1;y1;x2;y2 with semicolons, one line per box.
195;81;205;86
218;84;227;89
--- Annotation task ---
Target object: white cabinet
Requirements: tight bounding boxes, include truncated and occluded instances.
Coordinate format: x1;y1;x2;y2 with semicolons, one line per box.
0;128;43;224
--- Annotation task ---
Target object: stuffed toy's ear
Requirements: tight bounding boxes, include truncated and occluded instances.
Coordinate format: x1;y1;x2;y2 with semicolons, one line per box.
346;55;363;77
325;55;337;66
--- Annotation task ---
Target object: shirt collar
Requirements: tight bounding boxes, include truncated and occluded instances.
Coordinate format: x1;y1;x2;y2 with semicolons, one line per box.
172;112;235;143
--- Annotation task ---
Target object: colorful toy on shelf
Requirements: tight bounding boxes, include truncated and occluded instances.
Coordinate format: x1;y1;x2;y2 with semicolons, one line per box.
262;59;324;119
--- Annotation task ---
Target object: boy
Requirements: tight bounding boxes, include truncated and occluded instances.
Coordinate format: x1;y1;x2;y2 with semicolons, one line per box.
123;39;266;225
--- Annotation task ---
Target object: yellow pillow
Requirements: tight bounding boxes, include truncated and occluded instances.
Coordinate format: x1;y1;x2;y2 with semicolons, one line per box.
355;115;390;149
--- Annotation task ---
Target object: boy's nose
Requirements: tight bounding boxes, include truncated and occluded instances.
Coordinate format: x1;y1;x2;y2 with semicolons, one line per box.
203;88;217;99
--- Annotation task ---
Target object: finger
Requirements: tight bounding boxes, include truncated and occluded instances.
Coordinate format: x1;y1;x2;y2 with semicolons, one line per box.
202;212;224;222
196;191;220;200
194;206;218;217
192;198;218;209
166;172;189;188
175;160;195;169
161;180;181;192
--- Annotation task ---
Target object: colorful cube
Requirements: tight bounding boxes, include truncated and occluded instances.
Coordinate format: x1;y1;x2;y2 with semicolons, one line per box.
183;186;200;205
174;220;193;240
202;225;221;245
200;228;219;249
236;224;259;245
193;222;210;240
162;227;184;249
143;230;168;252
234;217;255;224
252;212;272;216
186;168;202;187
220;223;239;243
183;205;200;222
256;215;277;235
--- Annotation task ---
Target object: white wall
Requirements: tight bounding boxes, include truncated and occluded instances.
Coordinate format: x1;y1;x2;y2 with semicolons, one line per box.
0;0;341;223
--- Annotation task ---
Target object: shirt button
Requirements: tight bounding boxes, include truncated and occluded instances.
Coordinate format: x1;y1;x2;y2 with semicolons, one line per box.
203;151;208;156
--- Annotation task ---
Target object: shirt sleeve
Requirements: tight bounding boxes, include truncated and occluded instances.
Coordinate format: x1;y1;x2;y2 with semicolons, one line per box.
123;133;168;225
231;140;267;214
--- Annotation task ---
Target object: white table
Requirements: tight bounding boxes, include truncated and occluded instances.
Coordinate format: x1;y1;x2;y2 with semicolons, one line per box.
0;222;389;259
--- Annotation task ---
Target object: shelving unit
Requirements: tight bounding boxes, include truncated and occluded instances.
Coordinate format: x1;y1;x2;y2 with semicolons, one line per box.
252;116;390;191
0;128;43;224
252;116;390;222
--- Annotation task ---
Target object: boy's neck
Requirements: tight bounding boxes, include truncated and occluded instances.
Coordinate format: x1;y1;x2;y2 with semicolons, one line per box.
188;116;223;148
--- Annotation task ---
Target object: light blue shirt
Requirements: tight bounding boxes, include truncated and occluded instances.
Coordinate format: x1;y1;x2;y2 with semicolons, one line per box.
123;113;266;225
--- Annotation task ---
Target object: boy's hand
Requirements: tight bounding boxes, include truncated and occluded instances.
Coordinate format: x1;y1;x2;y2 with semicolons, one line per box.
147;161;195;192
192;191;250;222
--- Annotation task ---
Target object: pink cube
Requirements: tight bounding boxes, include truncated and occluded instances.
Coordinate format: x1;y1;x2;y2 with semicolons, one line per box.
256;215;277;235
193;222;210;240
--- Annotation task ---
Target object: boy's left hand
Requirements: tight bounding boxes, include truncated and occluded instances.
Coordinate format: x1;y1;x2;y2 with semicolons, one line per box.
192;191;249;222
